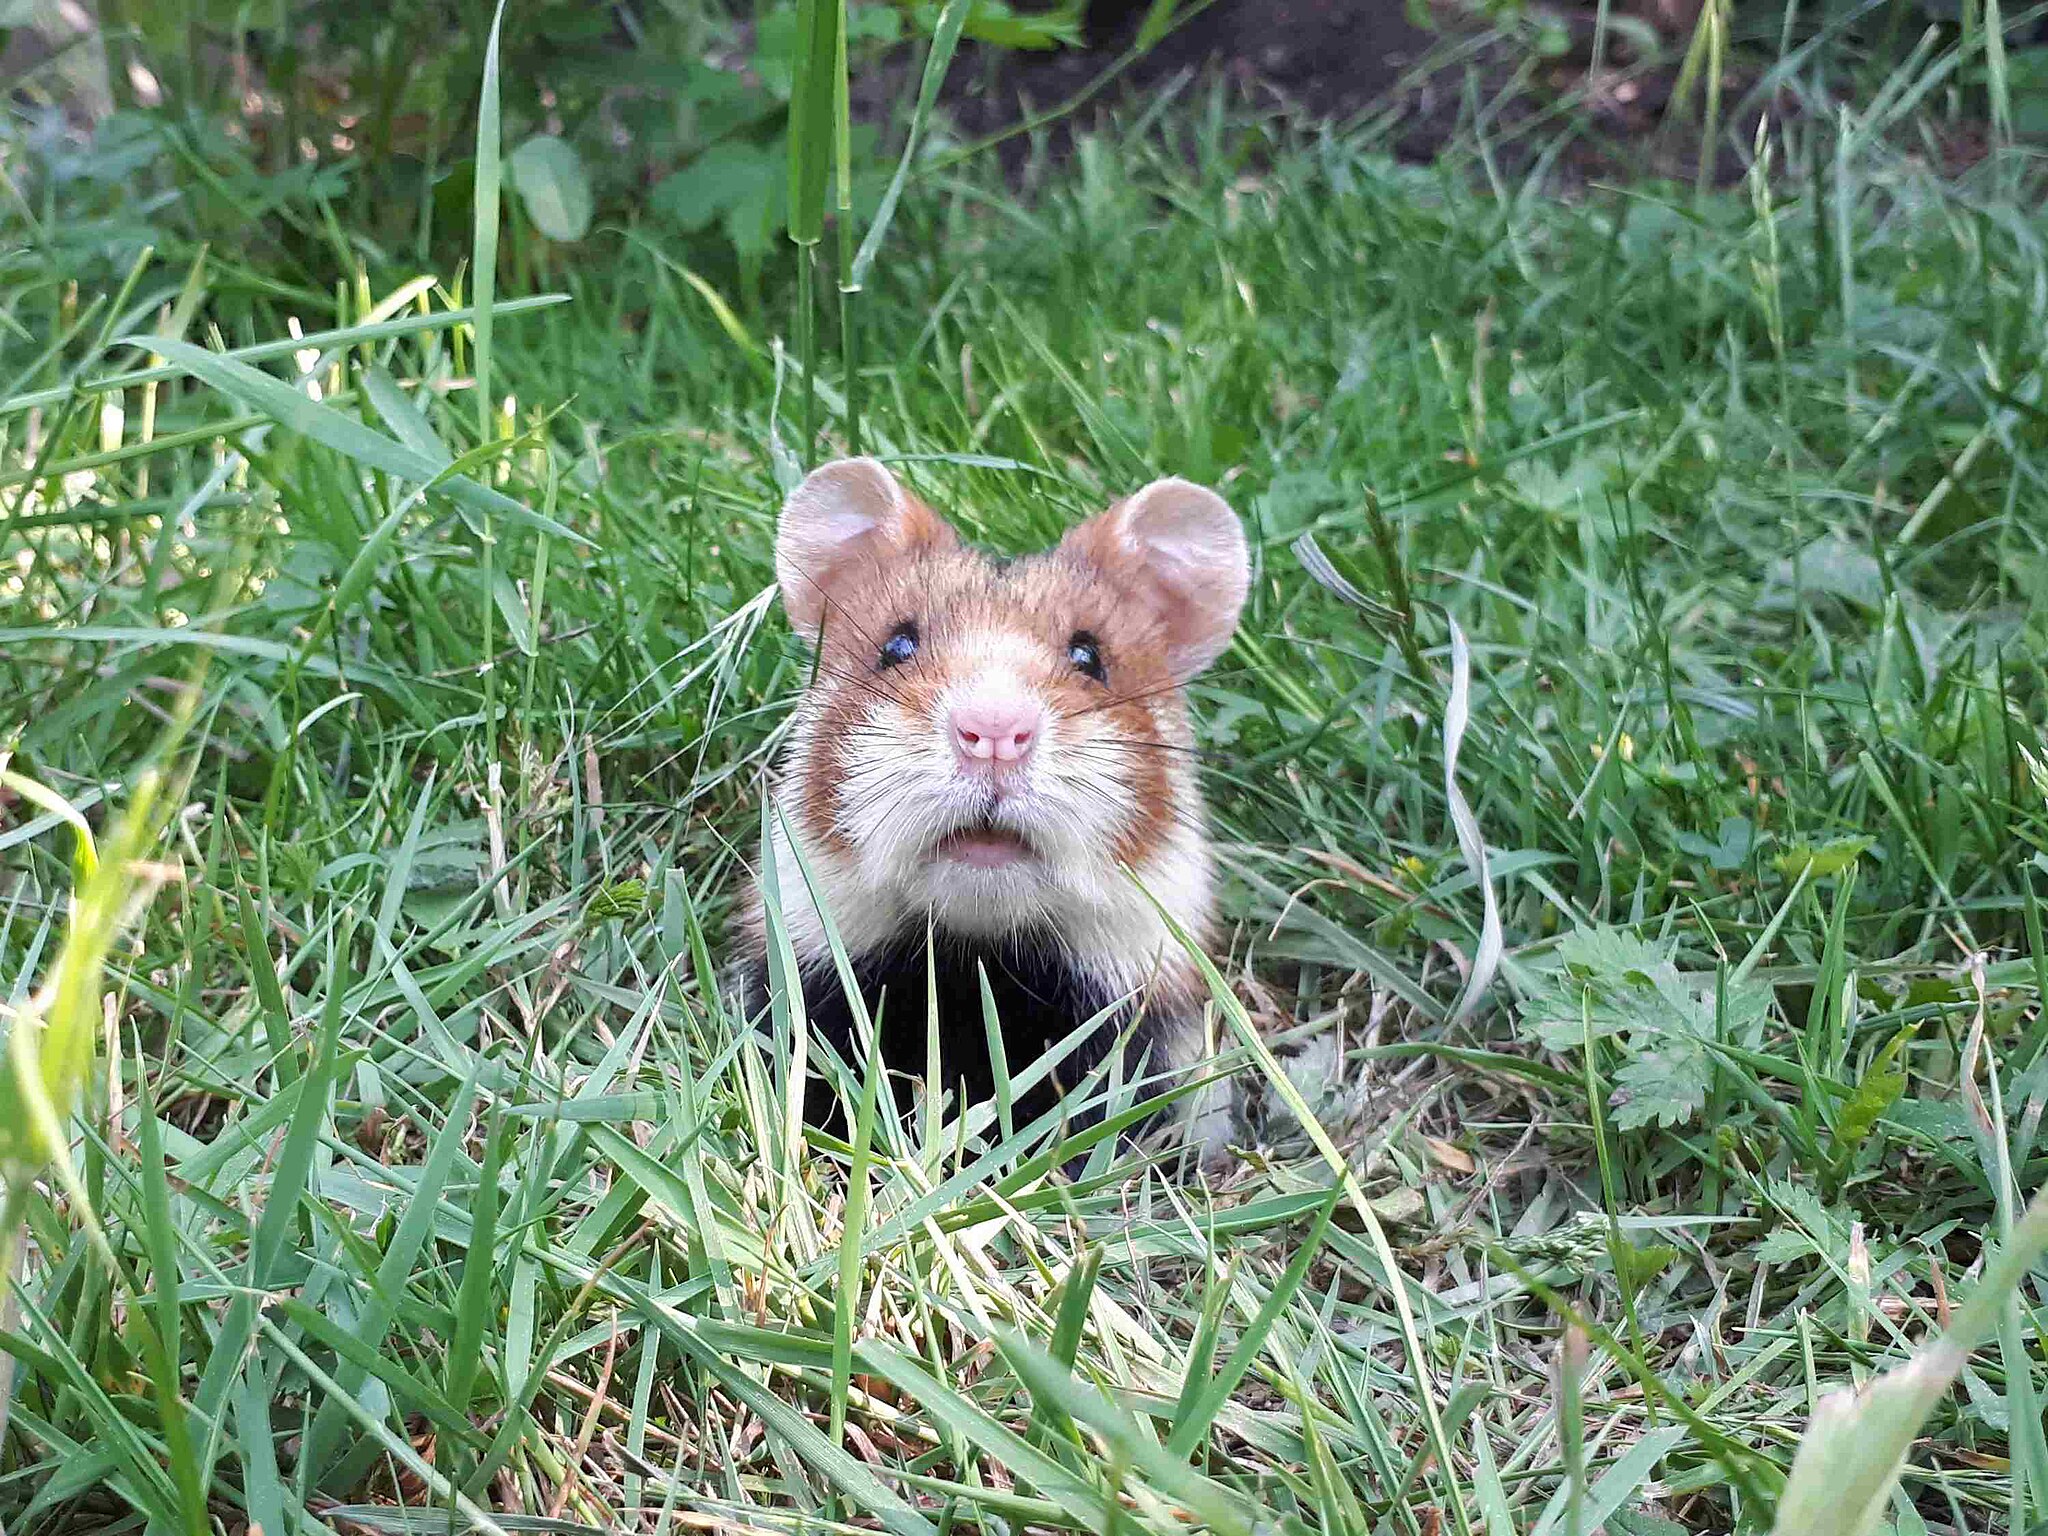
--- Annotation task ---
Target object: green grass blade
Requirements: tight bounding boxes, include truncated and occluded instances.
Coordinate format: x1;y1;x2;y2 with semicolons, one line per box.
831;1023;884;1448
447;1100;505;1417
133;337;590;545
472;0;507;445
850;0;971;288
132;1057;206;1536
1164;1182;1343;1458
300;1050;486;1483
0;298;567;419
996;1330;1262;1536
668;1327;935;1536
232;885;298;1084
786;0;841;249
976;960;1015;1148
1768;1189;2048;1535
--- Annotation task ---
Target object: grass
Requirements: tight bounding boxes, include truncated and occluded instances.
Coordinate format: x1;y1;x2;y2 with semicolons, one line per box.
3;16;2048;1534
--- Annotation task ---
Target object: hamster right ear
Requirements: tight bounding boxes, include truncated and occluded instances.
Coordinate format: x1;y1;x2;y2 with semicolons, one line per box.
774;458;956;636
1061;477;1249;679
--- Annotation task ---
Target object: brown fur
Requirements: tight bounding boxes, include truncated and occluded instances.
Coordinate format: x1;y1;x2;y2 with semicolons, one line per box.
743;460;1248;1160
795;532;1192;871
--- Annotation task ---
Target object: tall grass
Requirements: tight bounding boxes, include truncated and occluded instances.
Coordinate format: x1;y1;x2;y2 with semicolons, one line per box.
0;7;2045;1534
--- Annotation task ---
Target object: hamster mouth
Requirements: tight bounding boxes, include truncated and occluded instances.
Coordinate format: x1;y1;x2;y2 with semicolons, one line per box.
933;818;1035;870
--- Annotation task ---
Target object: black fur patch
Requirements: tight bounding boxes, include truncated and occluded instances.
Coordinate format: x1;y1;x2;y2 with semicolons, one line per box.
742;925;1159;1141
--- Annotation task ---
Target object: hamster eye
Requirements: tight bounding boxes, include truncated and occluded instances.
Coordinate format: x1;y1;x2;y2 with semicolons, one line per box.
878;621;919;669
1067;631;1106;683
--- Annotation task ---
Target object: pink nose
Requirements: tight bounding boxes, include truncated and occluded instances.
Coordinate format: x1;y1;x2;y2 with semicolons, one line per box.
951;698;1041;770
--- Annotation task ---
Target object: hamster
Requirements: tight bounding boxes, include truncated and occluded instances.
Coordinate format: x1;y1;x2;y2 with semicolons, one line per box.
734;456;1248;1161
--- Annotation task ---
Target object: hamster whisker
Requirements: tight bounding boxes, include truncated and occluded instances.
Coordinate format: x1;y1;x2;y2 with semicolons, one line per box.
787;549;920;659
1059;737;1203;760
1067;665;1261;722
1041;762;1213;840
793;656;924;716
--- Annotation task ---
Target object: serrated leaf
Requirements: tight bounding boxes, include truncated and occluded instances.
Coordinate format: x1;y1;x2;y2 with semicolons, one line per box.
1524;927;1685;1048
1828;1030;1910;1172
1756;1228;1817;1263
1518;925;1768;1128
583;879;648;927
1612;1045;1712;1128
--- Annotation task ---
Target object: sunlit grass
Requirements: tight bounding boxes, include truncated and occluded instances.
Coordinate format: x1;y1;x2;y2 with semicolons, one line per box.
1;12;2046;1533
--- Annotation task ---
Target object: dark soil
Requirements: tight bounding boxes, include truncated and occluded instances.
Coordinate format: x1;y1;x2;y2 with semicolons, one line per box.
914;0;1745;185
927;0;1442;160
1069;0;1436;128
938;0;2023;185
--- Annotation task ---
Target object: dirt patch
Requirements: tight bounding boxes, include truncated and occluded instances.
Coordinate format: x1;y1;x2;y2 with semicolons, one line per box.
927;0;1438;157
1076;0;1436;125
914;0;1735;182
933;0;2026;186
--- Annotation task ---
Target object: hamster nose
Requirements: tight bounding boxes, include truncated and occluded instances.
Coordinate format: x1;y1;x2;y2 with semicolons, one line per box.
950;698;1042;771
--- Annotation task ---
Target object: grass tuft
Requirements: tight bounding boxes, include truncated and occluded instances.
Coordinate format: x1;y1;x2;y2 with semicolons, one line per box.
2;16;2047;1533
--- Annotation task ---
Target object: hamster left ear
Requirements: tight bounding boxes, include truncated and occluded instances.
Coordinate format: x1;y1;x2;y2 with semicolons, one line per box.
1065;478;1249;678
775;457;956;637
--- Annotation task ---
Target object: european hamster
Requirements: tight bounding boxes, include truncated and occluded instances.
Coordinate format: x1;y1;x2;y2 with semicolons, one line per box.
735;457;1248;1159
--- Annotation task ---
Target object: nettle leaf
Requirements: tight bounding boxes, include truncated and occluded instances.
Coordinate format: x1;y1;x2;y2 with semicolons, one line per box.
1827;1029;1912;1172
1613;1044;1712;1129
582;879;648;928
1757;1178;1851;1266
1518;926;1768;1129
1520;926;1680;1050
1756;1227;1817;1264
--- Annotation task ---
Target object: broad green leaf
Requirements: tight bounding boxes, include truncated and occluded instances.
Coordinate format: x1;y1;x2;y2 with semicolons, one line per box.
652;142;781;234
1519;926;1771;1130
507;134;594;242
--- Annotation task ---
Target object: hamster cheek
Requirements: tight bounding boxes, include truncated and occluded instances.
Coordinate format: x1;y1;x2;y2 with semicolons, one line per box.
832;705;965;890
1026;717;1145;870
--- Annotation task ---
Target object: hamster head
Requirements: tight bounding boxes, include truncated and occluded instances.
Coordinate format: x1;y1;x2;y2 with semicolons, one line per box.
765;457;1249;979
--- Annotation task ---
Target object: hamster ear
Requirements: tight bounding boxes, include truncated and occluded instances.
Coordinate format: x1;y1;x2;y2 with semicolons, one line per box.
775;457;956;636
1064;477;1249;678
